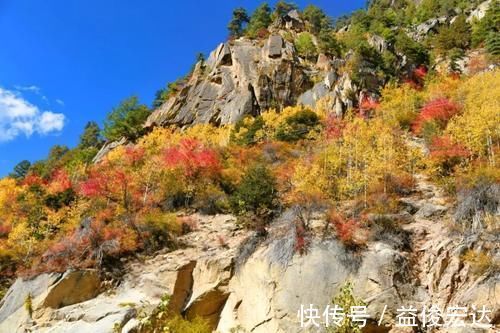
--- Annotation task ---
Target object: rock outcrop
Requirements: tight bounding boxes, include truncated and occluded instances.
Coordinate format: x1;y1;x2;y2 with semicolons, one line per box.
145;12;365;128
0;270;101;333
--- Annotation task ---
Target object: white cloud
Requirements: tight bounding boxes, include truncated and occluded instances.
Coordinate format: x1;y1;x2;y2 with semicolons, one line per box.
0;87;66;142
37;111;65;134
55;99;65;106
14;85;41;94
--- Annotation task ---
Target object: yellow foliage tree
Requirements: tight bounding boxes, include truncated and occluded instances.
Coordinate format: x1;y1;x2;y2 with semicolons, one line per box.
446;70;500;164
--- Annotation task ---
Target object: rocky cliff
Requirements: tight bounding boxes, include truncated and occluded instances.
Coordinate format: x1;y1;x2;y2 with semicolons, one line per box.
145;11;362;128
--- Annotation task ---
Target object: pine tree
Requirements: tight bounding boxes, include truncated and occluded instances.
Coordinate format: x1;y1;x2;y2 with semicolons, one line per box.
246;3;272;38
78;121;102;149
228;7;249;38
10;160;31;179
103;96;150;142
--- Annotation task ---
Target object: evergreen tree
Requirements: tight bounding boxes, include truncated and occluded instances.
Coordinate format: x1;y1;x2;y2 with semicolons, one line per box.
432;14;471;56
303;5;331;34
103;96;150;142
78;121;102;149
246;3;272;38
318;30;341;57
10;160;31;179
228;7;249;38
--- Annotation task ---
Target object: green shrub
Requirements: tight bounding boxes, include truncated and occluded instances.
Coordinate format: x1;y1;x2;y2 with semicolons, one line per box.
162;316;211;333
318;30;341;57
138;294;211;333
231;164;278;216
303;5;331;34
327;282;366;333
462;250;495;276
24;293;33;318
395;31;429;66
294;32;318;60
432;15;471;56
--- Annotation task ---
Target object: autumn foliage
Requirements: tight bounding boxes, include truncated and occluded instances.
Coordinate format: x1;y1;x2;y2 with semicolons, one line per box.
163;139;220;178
411;98;460;135
0;69;498;279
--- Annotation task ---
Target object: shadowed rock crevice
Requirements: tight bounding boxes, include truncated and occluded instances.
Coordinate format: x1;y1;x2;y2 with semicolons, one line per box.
167;261;196;314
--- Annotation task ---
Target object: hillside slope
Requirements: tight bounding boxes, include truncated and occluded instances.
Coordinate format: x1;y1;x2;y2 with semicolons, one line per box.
0;1;498;332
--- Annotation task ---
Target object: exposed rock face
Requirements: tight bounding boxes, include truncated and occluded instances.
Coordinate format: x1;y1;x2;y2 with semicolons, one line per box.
145;14;369;128
145;36;313;127
217;240;412;333
368;34;388;53
42;270;101;309
467;0;492;23
93;137;127;163
298;72;356;117
0;270;100;333
408;16;449;41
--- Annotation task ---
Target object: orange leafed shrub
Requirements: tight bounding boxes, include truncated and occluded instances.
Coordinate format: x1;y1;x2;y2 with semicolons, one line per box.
359;96;380;118
47;169;72;194
328;211;363;247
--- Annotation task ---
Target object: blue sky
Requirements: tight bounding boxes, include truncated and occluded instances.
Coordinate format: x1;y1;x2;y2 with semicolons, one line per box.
0;0;365;177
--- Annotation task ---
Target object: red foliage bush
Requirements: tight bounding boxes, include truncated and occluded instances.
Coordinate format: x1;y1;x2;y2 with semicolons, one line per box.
79;165;130;200
411;98;460;134
294;221;309;255
404;65;428;89
124;146;145;166
48;169;72;194
79;170;106;197
180;216;198;234
22;174;47;187
164;139;221;178
255;28;270;39
359;96;380;118
328;211;362;247
414;65;428;80
0;224;12;238
324;115;346;140
39;219;138;273
430;136;470;159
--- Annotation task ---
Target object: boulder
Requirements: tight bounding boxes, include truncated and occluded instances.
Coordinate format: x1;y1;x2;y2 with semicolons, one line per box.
0;270;100;332
265;35;283;58
316;53;333;71
42;270;101;309
415;203;447;219
368;34;388;53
